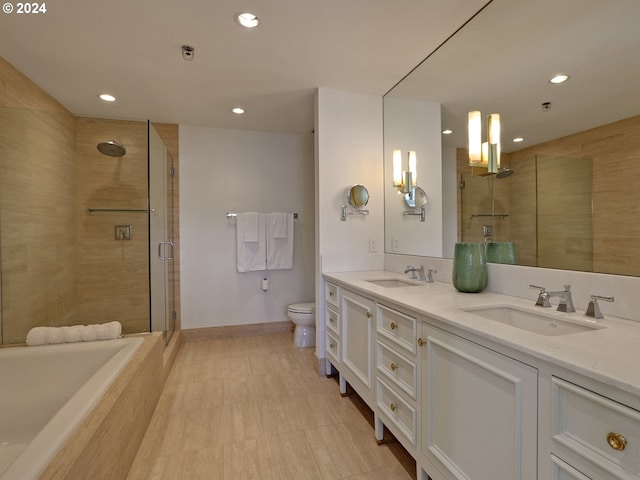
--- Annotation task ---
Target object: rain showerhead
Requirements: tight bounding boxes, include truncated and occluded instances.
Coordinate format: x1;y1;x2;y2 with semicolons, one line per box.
496;167;514;179
97;140;126;157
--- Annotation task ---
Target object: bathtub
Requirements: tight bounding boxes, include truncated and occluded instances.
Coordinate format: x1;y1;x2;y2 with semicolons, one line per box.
0;336;144;480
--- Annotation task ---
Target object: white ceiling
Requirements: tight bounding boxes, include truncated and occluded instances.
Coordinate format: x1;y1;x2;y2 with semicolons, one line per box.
0;0;489;133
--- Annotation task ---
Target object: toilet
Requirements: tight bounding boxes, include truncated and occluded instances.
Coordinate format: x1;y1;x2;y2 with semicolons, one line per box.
288;302;316;347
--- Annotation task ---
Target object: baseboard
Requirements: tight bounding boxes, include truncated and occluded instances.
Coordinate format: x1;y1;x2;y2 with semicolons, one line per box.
181;320;294;341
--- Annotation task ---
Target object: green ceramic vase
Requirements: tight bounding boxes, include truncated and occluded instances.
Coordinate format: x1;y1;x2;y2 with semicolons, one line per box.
486;241;516;265
452;242;487;293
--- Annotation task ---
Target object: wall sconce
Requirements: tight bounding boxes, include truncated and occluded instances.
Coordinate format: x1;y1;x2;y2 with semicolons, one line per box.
392;149;417;193
468;111;501;174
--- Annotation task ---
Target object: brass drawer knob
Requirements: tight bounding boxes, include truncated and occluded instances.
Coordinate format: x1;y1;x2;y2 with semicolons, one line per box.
417;338;426;347
607;432;627;451
390;403;397;412
390;362;397;371
390;322;397;330
329;291;334;297
330;317;335;324
329;343;335;349
366;312;372;318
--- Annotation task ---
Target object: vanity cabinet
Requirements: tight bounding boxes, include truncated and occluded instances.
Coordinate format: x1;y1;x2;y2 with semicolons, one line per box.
420;321;538;480
340;289;376;405
375;303;419;452
541;373;640;480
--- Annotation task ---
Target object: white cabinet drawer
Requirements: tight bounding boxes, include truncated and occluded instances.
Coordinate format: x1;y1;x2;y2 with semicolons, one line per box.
326;331;340;364
377;377;416;446
552;376;640;478
551;455;593;480
377;303;417;355
325;281;339;309
326;306;340;336
376;341;417;399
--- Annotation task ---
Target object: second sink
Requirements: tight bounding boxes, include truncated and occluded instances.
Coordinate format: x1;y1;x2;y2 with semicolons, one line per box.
366;279;421;288
462;305;605;336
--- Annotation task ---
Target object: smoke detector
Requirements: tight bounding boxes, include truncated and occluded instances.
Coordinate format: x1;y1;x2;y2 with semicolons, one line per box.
182;45;195;61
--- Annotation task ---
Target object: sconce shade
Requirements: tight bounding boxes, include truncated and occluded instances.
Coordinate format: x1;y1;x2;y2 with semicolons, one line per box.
408;151;417;185
468;111;501;173
393;149;403;187
468;111;482;166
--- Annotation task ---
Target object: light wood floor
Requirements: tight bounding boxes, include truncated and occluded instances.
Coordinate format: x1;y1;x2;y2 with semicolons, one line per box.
126;332;416;480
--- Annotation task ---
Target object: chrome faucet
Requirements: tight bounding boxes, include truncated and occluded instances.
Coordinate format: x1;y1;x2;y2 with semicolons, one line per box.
585;294;615;319
405;265;418;279
405;265;430;282
426;269;437;283
547;285;576;313
529;285;551;307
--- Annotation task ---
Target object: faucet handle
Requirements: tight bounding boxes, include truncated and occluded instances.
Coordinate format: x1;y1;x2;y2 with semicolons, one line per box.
529;284;551;307
585;295;615;319
426;269;438;283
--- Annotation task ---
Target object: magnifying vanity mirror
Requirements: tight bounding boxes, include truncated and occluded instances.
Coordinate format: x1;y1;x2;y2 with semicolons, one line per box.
341;184;370;221
403;186;427;222
383;0;640;276
349;184;369;209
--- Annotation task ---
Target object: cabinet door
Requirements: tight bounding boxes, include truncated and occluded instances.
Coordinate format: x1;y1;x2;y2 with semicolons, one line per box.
421;322;538;480
341;290;374;398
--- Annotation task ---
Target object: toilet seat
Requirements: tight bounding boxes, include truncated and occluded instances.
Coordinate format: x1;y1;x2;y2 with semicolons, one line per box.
288;302;315;314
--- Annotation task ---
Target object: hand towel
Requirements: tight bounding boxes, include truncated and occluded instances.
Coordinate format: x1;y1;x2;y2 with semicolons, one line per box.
242;212;260;242
266;212;294;270
236;212;267;272
271;212;289;239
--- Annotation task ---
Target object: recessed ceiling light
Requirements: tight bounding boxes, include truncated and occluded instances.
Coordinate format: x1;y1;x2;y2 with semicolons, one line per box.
99;93;116;102
236;12;259;28
442;129;453;135
232;107;245;114
549;74;569;84
513;137;524;143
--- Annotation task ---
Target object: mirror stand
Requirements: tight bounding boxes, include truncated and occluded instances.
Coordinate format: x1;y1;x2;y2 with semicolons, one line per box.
402;186;427;222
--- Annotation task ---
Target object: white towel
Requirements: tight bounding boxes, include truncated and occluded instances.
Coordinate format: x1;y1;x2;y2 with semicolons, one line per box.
242;212;260;242
26;321;123;346
266;212;294;270
236;213;267;272
271;212;289;239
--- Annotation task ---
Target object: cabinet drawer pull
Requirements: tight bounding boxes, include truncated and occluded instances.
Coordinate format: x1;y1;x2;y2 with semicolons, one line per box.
607;432;627;451
329;291;334;297
329;343;336;350
390;362;397;371
390;322;397;330
390;403;397;412
366;312;372;318
330;317;335;324
417;338;426;347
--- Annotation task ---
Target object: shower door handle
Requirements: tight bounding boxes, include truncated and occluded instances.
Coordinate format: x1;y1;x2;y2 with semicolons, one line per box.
158;241;174;261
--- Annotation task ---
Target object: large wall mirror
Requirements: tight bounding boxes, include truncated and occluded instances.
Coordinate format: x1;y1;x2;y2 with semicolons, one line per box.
383;0;640;276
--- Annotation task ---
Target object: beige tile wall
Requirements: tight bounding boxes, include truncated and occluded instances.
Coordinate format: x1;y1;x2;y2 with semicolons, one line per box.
0;56;181;343
0;57;78;344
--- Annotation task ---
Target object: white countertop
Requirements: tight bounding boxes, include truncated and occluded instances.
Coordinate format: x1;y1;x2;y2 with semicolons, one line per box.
324;270;640;398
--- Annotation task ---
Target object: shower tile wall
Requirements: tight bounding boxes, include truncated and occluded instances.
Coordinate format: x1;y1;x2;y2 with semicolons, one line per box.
74;117;150;333
0;57;78;344
0;56;181;343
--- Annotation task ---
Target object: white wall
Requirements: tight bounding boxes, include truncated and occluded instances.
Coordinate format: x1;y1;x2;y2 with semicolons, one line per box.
179;125;315;330
383;97;443;257
315;87;385;359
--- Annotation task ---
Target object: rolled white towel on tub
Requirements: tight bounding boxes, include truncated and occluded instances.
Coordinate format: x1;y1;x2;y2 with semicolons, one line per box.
26;321;123;346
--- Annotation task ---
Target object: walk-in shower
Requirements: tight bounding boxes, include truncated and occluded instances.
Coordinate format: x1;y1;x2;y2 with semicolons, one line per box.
97;140;126;157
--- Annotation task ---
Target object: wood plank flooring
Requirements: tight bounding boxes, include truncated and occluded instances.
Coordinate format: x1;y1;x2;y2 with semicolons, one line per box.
126;333;416;480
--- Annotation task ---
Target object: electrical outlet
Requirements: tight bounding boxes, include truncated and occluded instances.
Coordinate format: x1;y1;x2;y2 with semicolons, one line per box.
392;238;399;252
115;225;132;240
369;238;377;252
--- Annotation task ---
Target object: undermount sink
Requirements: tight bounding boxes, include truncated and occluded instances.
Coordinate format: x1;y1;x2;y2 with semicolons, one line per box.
462;305;605;336
366;278;421;288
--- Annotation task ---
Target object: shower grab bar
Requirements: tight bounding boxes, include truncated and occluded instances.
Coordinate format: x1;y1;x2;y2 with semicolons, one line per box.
226;212;298;219
470;213;509;219
88;208;148;215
